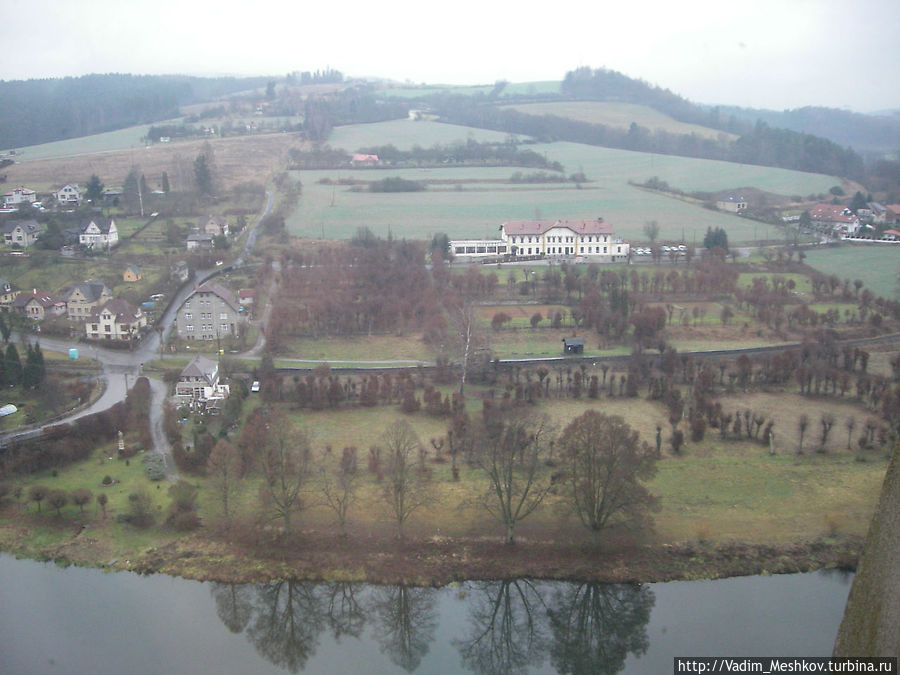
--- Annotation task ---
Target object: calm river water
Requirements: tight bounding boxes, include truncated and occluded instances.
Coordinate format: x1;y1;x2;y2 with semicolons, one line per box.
0;554;851;674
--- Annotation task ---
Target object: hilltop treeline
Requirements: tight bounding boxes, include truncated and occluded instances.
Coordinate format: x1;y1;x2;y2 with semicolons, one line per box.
0;74;271;149
434;98;865;180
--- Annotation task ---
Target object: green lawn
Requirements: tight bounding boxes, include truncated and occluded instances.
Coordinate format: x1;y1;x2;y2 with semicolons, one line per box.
803;244;900;299
288;121;839;244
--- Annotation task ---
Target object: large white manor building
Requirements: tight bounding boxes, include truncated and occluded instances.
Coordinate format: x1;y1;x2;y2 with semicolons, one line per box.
449;219;630;262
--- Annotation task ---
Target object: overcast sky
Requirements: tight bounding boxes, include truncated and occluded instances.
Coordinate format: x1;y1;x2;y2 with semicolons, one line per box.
3;0;898;113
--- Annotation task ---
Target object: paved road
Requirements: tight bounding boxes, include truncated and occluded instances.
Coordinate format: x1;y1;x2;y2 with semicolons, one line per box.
0;190;275;471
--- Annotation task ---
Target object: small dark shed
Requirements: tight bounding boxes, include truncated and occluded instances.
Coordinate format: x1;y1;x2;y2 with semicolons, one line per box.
562;337;585;354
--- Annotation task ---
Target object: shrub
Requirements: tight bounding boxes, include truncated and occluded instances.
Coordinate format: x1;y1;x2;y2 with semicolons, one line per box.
142;453;167;481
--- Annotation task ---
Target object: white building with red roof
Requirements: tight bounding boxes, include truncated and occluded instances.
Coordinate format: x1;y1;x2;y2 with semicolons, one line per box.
449;219;630;262
809;204;861;235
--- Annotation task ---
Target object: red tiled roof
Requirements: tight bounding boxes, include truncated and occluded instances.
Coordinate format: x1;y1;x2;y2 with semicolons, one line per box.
809;204;857;223
502;220;613;236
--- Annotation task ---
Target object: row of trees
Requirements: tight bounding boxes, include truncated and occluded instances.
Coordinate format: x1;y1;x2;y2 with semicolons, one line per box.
197;406;658;547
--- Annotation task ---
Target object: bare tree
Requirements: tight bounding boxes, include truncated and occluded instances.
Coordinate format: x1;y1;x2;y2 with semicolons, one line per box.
845;416;856;450
475;409;554;545
558;411;659;544
381;421;431;539
797;414;809;454
207;438;243;528
259;409;312;531
819;413;835;453
642;220;660;244
319;462;358;536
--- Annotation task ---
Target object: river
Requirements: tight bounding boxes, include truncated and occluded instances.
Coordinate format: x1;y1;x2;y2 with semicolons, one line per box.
0;554;851;674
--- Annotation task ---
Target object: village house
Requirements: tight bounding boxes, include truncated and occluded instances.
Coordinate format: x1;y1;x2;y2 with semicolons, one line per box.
449;219;630;262
55;184;82;207
12;289;65;321
123;264;142;282
0;279;19;311
198;215;229;237
238;289;256;312
885;205;900;225
78;216;119;248
186;233;214;251
809;203;861;235
174;281;243;341
175;355;230;410
716;195;747;212
3;186;37;208
62;281;113;321
85;298;147;341
2;219;43;248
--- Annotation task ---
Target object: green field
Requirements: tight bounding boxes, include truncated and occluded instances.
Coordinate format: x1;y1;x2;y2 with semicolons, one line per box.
10;124;165;161
288;121;838;243
803;244;900;299
501;101;736;140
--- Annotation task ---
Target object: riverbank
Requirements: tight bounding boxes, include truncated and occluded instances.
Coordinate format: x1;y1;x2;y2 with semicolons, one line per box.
0;515;862;586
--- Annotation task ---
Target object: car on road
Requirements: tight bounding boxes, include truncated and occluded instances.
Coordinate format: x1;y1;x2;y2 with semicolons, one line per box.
251;381;260;393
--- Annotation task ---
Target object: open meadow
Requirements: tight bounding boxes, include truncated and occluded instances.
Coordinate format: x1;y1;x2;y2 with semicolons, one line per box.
288;120;839;244
802;243;900;299
500;101;738;140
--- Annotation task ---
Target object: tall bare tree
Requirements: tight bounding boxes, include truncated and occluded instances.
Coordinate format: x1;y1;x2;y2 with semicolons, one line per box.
381;421;431;539
319;462;358;536
258;409;312;531
558;411;659;544
207;438;243;528
475;409;554;545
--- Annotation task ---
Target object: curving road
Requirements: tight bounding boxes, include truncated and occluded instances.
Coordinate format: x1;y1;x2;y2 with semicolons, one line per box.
0;190;275;475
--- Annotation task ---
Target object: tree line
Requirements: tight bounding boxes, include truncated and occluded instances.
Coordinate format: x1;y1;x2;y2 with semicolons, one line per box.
0;74;271;149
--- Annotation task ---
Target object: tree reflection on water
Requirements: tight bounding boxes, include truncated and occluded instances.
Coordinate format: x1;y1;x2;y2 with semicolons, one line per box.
547;582;655;675
209;578;653;674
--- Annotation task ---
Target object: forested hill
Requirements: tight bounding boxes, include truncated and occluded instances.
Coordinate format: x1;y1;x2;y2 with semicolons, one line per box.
558;66;899;159
0;73;271;149
718;105;900;157
432;67;867;180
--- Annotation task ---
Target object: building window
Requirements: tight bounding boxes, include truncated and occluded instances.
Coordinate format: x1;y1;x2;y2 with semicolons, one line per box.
220;323;228;333
184;312;192;320
186;325;194;332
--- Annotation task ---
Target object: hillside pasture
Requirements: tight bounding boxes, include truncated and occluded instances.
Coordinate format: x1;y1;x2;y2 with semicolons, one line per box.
289;122;839;244
501;101;737;140
1;132;301;193
802;244;900;299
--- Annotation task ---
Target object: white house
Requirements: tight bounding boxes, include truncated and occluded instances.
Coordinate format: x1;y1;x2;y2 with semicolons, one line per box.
78;217;118;248
809;204;861;236
450;219;630;262
716;195;747;212
85;298;147;341
175;355;230;409
55;184;82;207
3;186;37;208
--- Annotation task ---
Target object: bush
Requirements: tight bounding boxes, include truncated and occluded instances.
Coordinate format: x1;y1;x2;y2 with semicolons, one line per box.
142;453;167;481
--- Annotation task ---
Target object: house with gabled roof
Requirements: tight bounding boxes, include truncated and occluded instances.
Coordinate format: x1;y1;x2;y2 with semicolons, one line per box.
12;289;65;321
2;219;42;248
55;184;82;207
174;281;243;341
198;215;229;237
62;280;113;321
85;298;147;341
78;216;118;248
175;355;230;409
0;279;19;312
809;204;861;235
123;264;142;282
3;186;37;208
